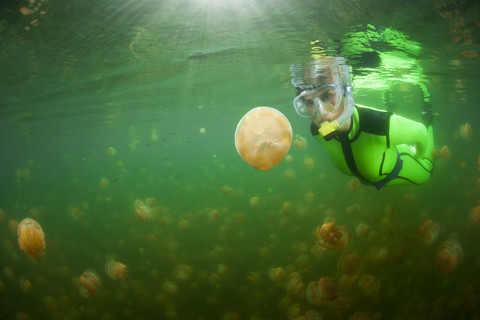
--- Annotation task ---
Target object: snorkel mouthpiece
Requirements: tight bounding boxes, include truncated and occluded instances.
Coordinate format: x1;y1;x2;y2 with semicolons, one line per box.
318;120;340;137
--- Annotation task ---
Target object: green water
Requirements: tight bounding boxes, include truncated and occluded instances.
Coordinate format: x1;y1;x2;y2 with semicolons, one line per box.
1;0;479;319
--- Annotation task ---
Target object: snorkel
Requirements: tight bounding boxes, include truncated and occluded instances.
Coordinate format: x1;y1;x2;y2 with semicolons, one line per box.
291;58;354;138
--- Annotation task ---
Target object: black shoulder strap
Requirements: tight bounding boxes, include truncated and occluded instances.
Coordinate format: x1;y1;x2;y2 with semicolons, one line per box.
338;134;370;184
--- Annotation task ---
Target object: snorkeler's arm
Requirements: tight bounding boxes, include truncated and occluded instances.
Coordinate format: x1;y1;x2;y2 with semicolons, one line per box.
389;114;428;157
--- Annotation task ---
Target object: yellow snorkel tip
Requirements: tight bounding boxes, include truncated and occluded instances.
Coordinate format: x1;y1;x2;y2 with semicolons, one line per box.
318;120;340;137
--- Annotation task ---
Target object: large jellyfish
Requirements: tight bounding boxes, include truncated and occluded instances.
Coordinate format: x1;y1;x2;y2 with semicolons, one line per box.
17;218;45;258
235;107;292;171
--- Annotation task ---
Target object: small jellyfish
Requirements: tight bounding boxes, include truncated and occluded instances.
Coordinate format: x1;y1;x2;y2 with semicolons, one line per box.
268;267;286;281
436;239;463;276
285;271;304;296
161;279;178;296
106;147;117;156
416;218;440;245
173;264;192;282
235;107;293;171
19;276;32;293
249;196;260;207
294;134;308;150
314;222;351;251
99;177;110;188
17;218;45;259
459;123;472;140
78;270;101;298
304;157;315;169
357;274;381;296
337;252;361;275
440;146;452;160
469;206;480;227
105;256;127;280
134;200;152;221
305;277;338;305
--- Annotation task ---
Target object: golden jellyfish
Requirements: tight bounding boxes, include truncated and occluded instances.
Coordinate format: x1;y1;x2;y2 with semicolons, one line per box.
436;239;463;276
134;200;152;221
355;222;370;238
105;256;127;280
416;218;440;245
294;134;308;150
459;123;472;140
439;145;452;160
283;168;296;180
161;279;178;296
285;271;304;296
268;267;286;281
249;196;260;207
469;206;480;227
304;157;315;169
337;252;361;275
357;274;381;296
173;264;192;282
314;222;351;251
234;106;292;171
99;177;110;188
106;147;117;156
305;277;338;305
17;218;45;259
78;270;101;298
19;276;32;293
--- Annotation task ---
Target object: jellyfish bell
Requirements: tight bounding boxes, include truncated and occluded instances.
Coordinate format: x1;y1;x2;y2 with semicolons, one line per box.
436;239;463;276
314;222;351;251
234;106;293;171
78;270;101;298
105;256;127;280
305;277;338;305
17;218;45;259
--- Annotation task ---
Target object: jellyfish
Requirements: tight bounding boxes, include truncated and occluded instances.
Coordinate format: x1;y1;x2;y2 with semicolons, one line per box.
234;106;293;171
314;222;351;251
459;123;472;140
105;256;127;280
293;134;308;150
305;277;338;305
337;252;361;275
173;264;192;282
134;200;152;221
78;270;101;298
161;279;178;296
99;177;110;188
357;274;381;296
304;157;315;169
19;276;32;293
285;272;304;296
439;145;452;160
416;218;440;245
17;218;45;259
106;147;117;156
268;267;286;281
436;239;463;276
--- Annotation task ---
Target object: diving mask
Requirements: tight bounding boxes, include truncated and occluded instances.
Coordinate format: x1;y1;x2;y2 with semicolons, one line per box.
293;83;344;118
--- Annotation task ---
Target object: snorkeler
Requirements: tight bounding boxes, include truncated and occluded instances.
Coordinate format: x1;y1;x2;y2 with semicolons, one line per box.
291;57;435;189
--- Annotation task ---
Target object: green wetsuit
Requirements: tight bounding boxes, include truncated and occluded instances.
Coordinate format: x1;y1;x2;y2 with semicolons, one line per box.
312;105;434;189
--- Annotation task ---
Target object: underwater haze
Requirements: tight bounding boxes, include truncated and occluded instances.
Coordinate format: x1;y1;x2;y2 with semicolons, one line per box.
1;0;480;319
